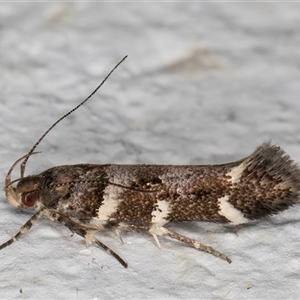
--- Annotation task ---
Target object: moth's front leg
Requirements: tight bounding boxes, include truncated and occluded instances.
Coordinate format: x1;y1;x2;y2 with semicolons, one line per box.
0;209;45;250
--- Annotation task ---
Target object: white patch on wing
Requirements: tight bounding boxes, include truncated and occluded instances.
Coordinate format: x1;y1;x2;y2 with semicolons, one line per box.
151;200;170;225
218;195;249;224
227;162;245;184
96;185;121;223
149;200;170;246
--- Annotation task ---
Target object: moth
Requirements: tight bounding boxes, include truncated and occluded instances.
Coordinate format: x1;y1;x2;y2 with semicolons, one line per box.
2;56;300;268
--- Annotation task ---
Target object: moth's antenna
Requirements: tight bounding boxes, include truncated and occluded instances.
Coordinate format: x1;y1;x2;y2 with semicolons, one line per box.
20;55;128;178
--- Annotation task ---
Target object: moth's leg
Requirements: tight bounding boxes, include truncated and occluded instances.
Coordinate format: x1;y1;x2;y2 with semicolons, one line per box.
162;227;232;264
0;209;44;250
116;224;163;248
103;221;125;244
52;213;128;268
93;236;127;268
117;223;231;263
150;231;162;249
113;228;124;244
82;230;128;268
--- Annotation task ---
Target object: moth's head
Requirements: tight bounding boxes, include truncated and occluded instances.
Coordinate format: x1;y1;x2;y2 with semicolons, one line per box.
6;174;41;208
5;176;41;207
5;153;41;208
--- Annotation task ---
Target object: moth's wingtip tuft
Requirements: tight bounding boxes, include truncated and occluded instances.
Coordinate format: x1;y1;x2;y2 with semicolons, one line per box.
229;142;300;220
251;142;300;196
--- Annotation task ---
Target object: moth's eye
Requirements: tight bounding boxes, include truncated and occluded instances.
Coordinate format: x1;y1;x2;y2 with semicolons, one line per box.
21;193;36;207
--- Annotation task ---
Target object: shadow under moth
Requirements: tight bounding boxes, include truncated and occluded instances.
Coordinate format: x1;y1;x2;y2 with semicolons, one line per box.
2;56;300;268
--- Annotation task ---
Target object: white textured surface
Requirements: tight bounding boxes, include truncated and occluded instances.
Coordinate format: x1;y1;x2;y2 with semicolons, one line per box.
1;3;300;299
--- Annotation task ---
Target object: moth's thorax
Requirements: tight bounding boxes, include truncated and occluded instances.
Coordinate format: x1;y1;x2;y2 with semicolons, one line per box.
35;164;110;222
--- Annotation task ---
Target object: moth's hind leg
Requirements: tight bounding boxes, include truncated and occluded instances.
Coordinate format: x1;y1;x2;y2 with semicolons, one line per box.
121;223;232;264
161;227;232;264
